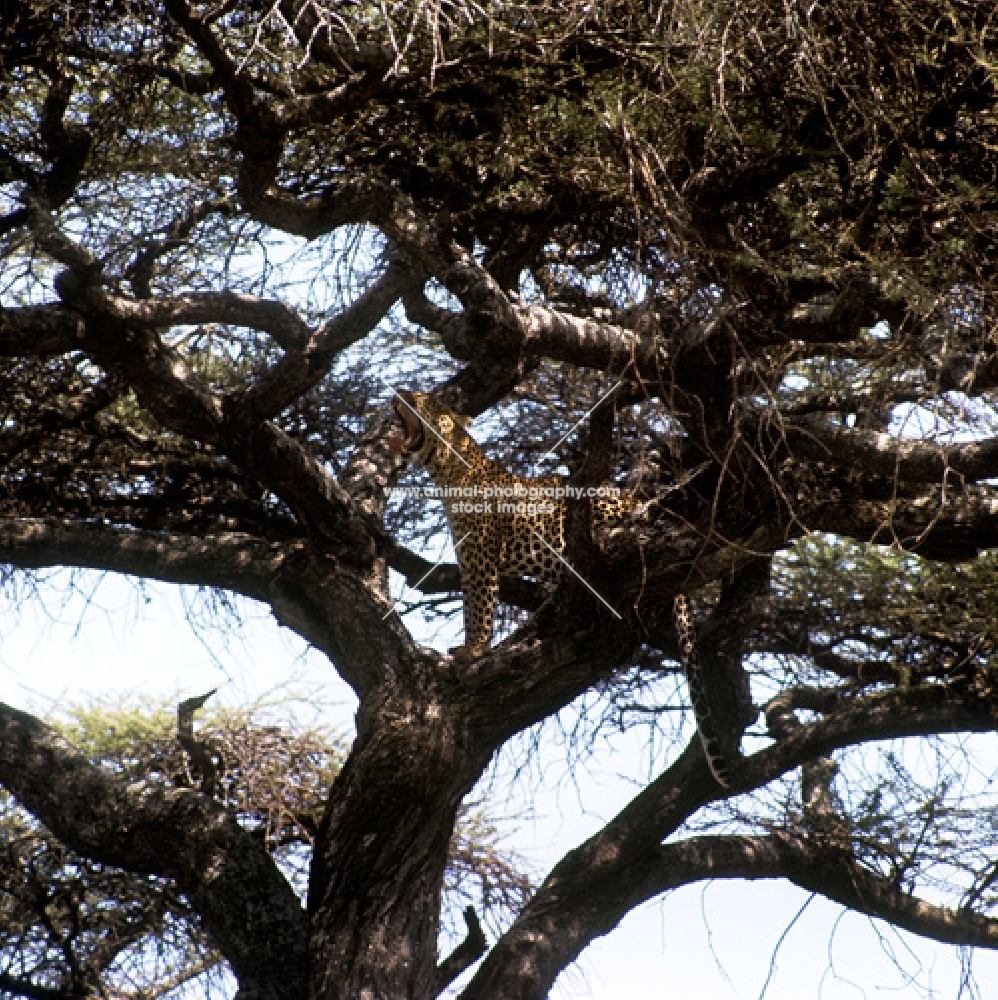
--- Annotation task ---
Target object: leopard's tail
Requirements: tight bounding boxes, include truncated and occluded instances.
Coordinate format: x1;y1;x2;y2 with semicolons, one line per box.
673;594;730;788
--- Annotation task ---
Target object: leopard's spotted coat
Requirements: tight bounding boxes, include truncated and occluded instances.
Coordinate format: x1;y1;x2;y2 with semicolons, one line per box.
393;390;732;785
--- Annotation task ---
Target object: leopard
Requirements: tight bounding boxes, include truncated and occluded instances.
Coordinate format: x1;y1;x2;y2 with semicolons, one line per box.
390;389;733;786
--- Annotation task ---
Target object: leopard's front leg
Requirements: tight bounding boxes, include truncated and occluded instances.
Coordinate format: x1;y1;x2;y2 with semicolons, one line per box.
449;538;501;662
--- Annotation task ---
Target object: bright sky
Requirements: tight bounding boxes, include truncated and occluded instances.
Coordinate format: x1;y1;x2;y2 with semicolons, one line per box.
3;570;997;999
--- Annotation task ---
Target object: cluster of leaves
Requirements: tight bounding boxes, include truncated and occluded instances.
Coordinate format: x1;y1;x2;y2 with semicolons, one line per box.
772;536;998;692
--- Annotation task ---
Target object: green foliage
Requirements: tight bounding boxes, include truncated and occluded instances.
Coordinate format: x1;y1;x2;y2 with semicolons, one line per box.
775;536;998;685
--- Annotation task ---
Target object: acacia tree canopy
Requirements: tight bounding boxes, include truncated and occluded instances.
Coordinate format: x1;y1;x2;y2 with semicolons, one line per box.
2;2;998;999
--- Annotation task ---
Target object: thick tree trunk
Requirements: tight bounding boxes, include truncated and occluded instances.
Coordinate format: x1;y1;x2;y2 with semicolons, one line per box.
307;686;485;1000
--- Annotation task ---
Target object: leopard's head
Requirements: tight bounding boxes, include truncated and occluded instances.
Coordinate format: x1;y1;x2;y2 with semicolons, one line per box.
390;391;475;470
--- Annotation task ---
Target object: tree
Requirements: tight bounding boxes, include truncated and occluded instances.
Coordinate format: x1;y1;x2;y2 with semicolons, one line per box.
0;696;527;999
2;1;998;998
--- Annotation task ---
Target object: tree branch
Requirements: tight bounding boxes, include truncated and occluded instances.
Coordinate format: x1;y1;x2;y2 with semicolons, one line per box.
401;287;467;343
785;415;998;484
277;71;388;132
164;0;383;240
460;683;998;1000
511;300;662;373
435;906;487;996
457;741;711;1000
644;834;998;947
746;684;998;786
52;273;226;443
0;517;299;601
38;224;376;559
162;0;262;133
0;517;397;675
810;483;998;560
227;260;413;428
129;290;312;347
0;702;309;1000
394;223;667;376
276;0;394;74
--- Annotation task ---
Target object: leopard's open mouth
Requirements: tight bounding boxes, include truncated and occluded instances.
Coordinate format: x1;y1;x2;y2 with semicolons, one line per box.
392;394;425;454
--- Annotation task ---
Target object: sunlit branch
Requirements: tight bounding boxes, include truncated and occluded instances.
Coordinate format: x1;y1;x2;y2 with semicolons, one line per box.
401;288;466;343
389;212;668;375
71;288;312;349
512;300;663;373
390;205;609;386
